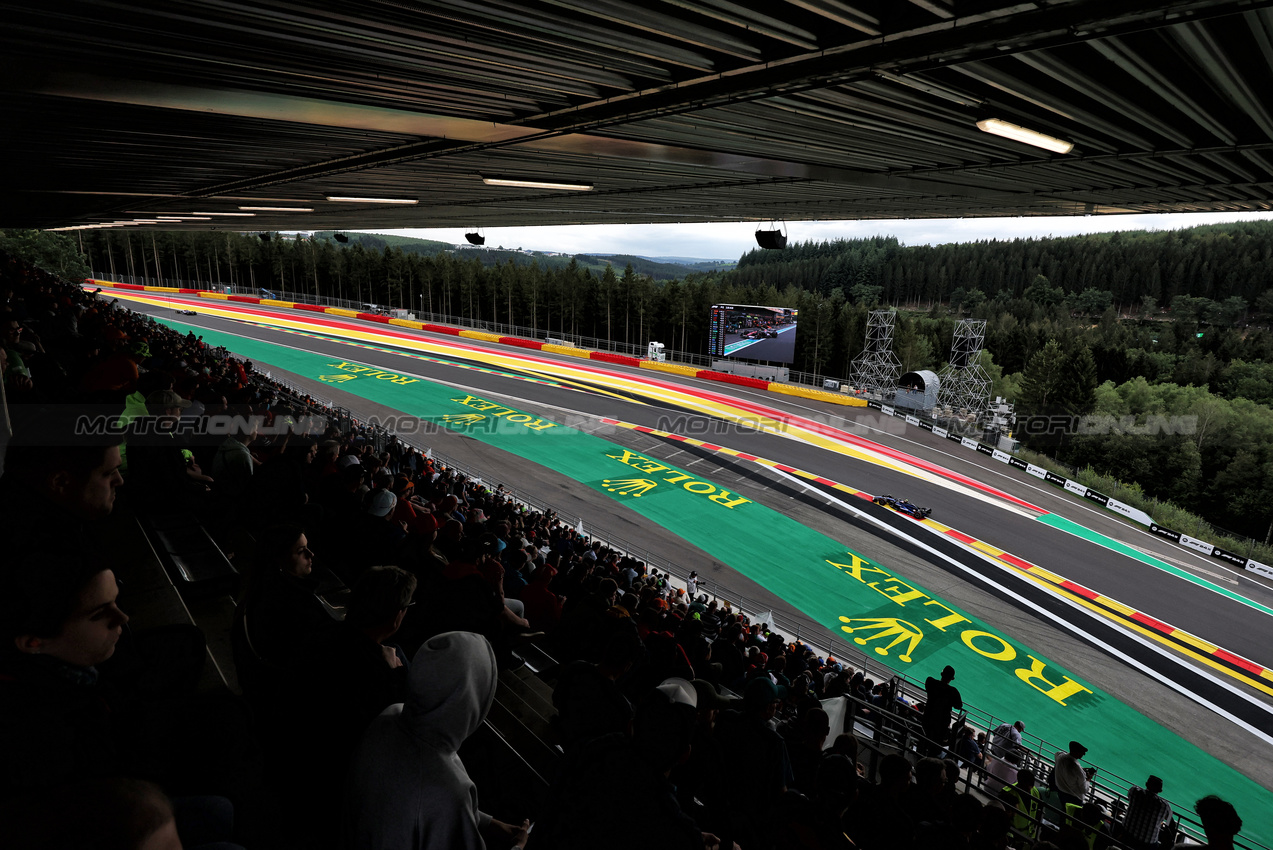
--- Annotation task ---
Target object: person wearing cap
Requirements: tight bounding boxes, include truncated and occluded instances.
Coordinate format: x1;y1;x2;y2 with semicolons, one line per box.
990;719;1026;762
356;486;408;568
714;676;794;849
1053;740;1093;806
1121;775;1173;850
1002;767;1043;839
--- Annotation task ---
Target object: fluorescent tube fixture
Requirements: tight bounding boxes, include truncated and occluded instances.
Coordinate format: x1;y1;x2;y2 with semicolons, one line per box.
976;118;1073;154
481;176;593;191
239;206;315;212
128;211;255;217
325;196;418;204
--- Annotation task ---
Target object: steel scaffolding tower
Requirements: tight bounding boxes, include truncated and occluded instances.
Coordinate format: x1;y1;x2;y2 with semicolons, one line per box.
849;309;902;395
936;319;991;421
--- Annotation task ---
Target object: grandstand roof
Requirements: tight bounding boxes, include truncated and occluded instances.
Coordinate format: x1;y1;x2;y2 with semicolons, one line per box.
7;0;1273;232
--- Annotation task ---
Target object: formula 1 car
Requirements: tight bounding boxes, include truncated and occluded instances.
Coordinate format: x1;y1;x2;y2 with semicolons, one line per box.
176;309;198;316
872;494;932;519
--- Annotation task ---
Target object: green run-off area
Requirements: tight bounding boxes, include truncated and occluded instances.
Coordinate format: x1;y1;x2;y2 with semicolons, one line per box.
186;322;1273;840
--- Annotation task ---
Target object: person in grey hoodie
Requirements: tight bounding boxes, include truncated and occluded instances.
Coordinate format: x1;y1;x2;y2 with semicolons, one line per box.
343;630;528;850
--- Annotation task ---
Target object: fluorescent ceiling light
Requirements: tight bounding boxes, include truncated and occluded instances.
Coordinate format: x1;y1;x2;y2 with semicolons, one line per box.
325;196;418;204
482;176;593;191
238;206;315;212
129;210;256;217
976;118;1074;154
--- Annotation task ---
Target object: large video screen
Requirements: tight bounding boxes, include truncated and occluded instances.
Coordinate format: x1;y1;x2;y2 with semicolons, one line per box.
708;304;799;364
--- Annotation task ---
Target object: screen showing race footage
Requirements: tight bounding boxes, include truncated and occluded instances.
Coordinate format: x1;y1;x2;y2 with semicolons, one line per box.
708;304;799;363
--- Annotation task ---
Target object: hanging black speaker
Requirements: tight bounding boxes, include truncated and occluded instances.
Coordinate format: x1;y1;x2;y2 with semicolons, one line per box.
258;232;271;242
334;233;349;243
465;232;485;245
755;228;787;250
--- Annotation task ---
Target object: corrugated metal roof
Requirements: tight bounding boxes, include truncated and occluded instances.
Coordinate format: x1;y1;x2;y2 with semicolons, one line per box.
5;0;1273;231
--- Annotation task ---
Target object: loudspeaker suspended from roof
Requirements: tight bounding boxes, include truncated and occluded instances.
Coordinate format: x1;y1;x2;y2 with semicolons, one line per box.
755;220;787;250
464;226;485;246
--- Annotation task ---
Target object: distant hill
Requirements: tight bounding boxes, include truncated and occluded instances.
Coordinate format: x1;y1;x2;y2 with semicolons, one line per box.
583;253;734;267
579;253;734;279
311;232;734;280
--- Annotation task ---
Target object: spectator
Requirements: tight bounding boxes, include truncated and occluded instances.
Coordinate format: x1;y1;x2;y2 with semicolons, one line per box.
0;414;125;558
343;631;528;850
1182;795;1241;850
923;665;962;755
125;389;209;510
236;524;334;669
788;706;832;793
1059;801;1109;850
520;560;564;634
672;679;735;836
1001;767;1042;840
278;565;416;849
552;619;641;752
211;413;257;501
0;777;187;850
852;753;914;850
1053;741;1093;806
0;551;132;798
989;719;1026;762
715;676;795;848
953;724;984;774
530;677;726;850
1121;775;1172;850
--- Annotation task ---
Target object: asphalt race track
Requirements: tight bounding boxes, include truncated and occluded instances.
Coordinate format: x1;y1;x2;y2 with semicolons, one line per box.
118;292;1273;803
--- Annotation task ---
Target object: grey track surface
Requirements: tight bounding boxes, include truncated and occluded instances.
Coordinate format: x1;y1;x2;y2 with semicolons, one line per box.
128;294;1273;791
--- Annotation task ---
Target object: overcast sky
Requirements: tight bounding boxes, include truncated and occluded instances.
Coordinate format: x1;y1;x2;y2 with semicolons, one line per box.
380;211;1273;262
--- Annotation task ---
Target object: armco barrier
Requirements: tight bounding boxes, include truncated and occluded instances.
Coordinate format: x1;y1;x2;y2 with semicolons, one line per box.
766;382;868;408
639;361;699;377
541;343;592;358
458;330;503;343
500;337;546;351
697;370;770;389
589;351;642;366
421;323;461;336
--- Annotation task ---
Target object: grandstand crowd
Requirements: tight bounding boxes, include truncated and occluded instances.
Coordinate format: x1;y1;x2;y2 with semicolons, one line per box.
0;251;1248;850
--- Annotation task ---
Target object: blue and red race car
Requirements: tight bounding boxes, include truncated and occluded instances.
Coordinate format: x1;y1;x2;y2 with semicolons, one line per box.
872;494;932;519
